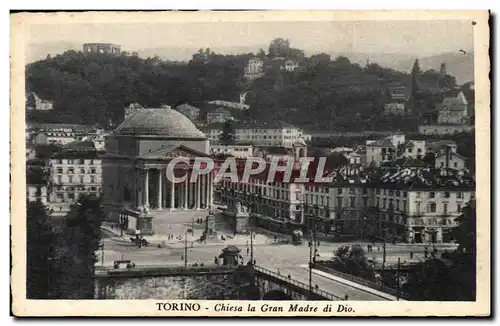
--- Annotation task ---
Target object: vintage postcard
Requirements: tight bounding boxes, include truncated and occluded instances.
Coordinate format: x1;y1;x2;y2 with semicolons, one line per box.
11;10;490;317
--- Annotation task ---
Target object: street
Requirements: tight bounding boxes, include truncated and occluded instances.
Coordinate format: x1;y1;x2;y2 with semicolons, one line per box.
99;212;456;301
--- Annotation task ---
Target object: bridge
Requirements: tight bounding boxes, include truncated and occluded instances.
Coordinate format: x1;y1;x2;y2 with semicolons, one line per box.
93;264;344;300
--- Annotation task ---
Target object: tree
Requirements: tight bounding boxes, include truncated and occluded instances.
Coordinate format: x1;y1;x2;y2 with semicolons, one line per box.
55;195;103;298
219;121;236;145
452;200;476;254
26;201;58;298
411;59;421;75
268;38;291;58
257;48;266;60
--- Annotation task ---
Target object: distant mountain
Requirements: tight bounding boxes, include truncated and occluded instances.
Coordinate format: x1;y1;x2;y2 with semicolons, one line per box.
330;51;474;85
27;42;81;63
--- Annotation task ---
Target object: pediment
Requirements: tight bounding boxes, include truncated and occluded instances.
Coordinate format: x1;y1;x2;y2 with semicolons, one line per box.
141;145;210;159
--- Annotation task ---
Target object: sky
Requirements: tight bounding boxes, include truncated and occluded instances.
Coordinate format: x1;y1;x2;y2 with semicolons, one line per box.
28;19;474;57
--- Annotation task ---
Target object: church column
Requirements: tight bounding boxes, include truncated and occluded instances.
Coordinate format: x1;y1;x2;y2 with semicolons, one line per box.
157;168;162;210
184;172;189;210
208;172;213;209
144;168;149;208
205;174;210;209
170;179;175;210
196;176;201;209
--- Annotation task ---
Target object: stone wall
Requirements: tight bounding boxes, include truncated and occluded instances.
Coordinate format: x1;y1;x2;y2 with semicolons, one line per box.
95;269;260;300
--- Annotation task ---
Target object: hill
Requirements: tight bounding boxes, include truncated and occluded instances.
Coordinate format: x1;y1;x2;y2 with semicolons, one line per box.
25;40;463;131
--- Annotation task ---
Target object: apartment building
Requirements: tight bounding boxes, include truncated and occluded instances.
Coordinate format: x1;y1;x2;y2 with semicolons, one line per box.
218;162;475;243
48;141;102;215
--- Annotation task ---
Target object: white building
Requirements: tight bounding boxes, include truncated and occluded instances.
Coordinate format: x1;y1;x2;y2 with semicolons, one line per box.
48;141;102;215
204;120;307;148
209;144;253;158
437;89;470;125
282;60;299;72
27;185;49;205
400;140;426;160
383;103;406;116
244;58;264;80
26;92;54;111
176;103;200;122
206;108;233;124
435;152;467;170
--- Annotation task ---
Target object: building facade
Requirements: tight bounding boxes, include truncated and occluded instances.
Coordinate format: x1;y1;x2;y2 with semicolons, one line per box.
176;103;200;122
48;141;103;215
102;108;213;234
244;58;264;80
83;43;122;55
437;89;469;125
206;108;233;124
209;144;253;158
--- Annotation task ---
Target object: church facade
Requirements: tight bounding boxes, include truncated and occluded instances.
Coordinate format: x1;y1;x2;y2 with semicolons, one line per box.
102;107;214;234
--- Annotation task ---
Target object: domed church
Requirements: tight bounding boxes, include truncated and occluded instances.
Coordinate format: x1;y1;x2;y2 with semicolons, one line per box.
103;105;214;235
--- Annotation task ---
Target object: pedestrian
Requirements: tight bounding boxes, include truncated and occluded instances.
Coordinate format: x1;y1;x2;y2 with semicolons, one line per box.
344;294;349;300
246;247;249;255
214;256;218;265
274;235;277;242
181;254;184;261
317;241;320;247
410;252;413;259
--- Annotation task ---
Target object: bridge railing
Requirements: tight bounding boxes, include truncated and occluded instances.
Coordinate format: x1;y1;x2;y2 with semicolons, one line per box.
253;265;343;301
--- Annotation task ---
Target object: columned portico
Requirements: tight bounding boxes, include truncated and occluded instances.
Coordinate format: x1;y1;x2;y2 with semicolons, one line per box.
136;165;213;212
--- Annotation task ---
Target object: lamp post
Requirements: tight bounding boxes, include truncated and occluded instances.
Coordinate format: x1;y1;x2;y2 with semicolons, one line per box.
184;229;188;268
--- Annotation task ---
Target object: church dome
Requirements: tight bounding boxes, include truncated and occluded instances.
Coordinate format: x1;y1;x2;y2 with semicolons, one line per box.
114;108;206;138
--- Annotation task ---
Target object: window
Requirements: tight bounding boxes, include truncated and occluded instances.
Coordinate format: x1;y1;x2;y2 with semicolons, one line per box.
396;200;400;210
363;198;368;207
67;159;73;164
56;168;63;174
336;197;342;208
68;176;73;183
416;192;421;199
444;192;450;198
295;192;301;200
57;176;62;184
337;188;342;195
315;195;319;204
350;197;355;208
457;204;462;213
383;198;387;209
56;193;64;201
91;168;96;174
377;198;380;207
430;192;435;199
363;188;368;195
376;188;381;195
80;168;85;174
396;190;400;197
429;203;436;213
403;191;407;198
349;188;355;195
443;203;448;214
440;162;445;167
320;196;324;206
416;203;421;214
457;192;463;199
453;162;458;168
403;201;407;211
90;176;95;183
68;193;75;200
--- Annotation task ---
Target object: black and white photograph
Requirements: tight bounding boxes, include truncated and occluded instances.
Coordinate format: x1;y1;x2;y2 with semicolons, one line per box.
11;10;490;317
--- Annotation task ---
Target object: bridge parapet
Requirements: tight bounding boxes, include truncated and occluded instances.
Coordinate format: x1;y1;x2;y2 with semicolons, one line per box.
253;265;343;301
